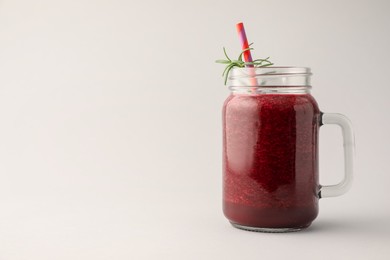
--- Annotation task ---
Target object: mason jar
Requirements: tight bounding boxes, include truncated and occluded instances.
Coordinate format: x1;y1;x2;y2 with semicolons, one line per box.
222;67;354;232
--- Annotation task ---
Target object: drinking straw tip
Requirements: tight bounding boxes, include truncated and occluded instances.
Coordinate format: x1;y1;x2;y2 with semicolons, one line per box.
236;22;254;64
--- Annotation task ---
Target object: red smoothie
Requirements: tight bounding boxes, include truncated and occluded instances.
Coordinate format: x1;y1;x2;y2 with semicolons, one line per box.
223;93;321;229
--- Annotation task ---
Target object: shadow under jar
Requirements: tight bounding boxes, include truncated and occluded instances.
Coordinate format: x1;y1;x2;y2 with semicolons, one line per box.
222;67;354;232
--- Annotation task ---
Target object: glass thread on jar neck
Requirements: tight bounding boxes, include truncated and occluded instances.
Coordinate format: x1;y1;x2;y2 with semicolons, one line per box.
227;67;312;94
229;86;311;94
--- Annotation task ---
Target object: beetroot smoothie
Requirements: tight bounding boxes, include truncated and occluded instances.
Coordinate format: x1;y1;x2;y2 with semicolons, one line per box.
223;92;321;230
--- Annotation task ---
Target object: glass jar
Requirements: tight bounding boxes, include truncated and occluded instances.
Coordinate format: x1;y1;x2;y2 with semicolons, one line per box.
222;67;354;232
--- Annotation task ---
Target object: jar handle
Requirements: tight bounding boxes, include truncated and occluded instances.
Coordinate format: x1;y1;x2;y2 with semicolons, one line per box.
319;113;355;198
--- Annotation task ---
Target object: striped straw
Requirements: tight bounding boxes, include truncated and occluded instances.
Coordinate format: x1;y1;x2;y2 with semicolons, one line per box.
236;22;253;67
236;22;257;87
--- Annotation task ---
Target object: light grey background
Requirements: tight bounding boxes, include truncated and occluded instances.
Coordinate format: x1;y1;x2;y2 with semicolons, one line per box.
0;0;389;259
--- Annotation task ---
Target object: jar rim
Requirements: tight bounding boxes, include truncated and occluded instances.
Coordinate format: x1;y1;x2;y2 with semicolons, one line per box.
229;66;312;76
227;66;312;88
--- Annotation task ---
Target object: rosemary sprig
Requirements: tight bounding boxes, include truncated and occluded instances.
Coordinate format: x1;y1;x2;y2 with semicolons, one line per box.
215;44;273;85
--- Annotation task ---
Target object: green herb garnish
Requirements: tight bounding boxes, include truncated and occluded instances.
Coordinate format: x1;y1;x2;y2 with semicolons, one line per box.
215;44;273;85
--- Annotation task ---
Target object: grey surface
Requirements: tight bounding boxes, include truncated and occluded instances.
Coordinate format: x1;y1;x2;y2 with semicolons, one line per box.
0;0;389;259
